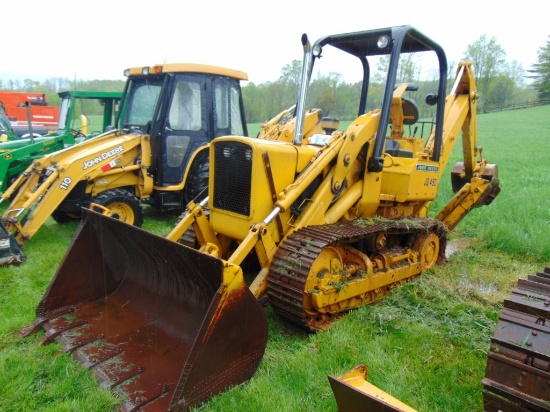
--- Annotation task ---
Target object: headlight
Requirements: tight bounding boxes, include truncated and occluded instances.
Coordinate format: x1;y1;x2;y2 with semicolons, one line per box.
312;45;322;58
377;35;390;49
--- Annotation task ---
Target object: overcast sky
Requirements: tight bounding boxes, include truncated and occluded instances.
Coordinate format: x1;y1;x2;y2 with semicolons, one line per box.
3;0;547;85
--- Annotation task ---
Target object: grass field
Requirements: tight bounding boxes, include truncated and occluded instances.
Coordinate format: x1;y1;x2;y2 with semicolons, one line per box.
0;105;548;411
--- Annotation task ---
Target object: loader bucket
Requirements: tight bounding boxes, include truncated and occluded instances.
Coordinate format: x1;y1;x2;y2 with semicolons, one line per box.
0;220;26;266
24;209;268;411
328;365;417;412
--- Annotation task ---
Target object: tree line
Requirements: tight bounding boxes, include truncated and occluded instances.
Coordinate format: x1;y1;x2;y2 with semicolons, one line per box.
244;34;550;123
2;34;549;125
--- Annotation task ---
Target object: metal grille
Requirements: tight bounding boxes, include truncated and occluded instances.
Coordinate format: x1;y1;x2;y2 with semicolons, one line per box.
213;141;252;216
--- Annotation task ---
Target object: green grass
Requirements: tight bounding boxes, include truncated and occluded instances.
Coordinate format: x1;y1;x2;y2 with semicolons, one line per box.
432;105;550;260
0;106;549;411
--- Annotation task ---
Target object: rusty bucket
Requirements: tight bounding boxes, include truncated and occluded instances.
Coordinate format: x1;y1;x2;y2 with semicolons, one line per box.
22;209;268;411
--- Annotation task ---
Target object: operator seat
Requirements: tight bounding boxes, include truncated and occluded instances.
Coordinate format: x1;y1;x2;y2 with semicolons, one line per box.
401;97;419;126
385;97;418;158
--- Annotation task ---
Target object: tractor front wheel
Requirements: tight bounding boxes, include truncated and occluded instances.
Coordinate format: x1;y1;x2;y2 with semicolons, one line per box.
92;189;144;227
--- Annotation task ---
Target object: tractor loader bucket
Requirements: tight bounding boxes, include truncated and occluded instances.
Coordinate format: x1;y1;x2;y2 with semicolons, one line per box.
21;209;268;411
0;220;26;266
328;365;417;412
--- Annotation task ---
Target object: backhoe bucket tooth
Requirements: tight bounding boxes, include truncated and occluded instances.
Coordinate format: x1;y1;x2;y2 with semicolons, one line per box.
0;220;26;266
328;365;417;412
31;209;268;411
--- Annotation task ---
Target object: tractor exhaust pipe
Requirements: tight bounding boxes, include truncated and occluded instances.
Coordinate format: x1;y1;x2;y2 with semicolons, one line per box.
293;33;314;145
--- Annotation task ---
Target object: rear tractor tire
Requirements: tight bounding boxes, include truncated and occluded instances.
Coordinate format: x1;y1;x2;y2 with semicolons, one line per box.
183;151;209;205
92;189;144;227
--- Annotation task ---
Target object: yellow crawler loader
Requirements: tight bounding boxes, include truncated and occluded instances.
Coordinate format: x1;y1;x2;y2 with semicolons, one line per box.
22;26;501;410
0;63;249;265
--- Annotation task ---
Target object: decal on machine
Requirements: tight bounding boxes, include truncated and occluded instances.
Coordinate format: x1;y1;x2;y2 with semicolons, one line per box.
416;164;439;172
101;158;121;172
83;145;124;170
59;177;72;190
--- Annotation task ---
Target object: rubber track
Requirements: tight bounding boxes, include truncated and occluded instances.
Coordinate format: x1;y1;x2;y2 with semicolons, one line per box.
482;267;550;412
178;226;198;248
267;218;447;332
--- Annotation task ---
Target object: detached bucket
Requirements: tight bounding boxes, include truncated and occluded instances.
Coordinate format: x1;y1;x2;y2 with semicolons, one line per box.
0;220;26;266
23;209;268;411
328;365;417;412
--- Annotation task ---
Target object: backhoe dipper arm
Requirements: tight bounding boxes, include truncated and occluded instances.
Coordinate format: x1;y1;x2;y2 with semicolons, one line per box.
428;61;481;177
431;61;500;230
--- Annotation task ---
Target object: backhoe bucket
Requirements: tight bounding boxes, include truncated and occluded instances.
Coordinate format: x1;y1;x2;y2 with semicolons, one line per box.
23;209;268;411
0;220;26;266
328;365;417;412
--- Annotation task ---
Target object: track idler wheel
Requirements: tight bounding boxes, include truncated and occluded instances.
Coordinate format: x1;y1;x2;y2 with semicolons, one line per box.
414;232;440;270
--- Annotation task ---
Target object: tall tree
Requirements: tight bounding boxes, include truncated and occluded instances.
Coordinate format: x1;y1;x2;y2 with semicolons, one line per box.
528;35;550;100
23;79;40;90
310;72;342;117
278;60;302;109
505;60;526;88
279;60;302;86
464;35;506;107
